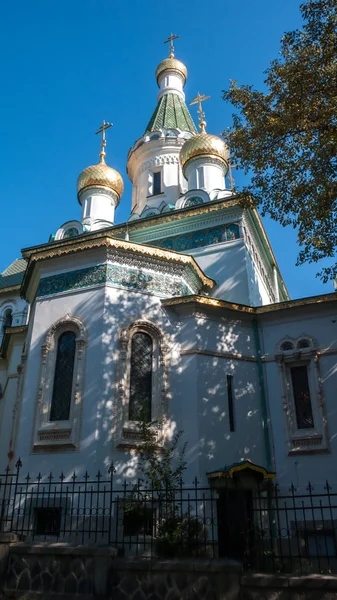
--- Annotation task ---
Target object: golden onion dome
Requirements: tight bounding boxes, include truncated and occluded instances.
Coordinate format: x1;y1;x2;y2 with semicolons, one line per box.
180;132;229;170
77;158;124;200
155;57;187;86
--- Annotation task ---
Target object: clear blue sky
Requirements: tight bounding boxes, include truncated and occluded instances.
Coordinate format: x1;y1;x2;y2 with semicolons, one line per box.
0;0;333;299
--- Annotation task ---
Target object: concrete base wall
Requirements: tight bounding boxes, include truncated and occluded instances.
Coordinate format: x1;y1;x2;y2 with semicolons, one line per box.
241;573;337;600
1;541;337;600
2;542;241;600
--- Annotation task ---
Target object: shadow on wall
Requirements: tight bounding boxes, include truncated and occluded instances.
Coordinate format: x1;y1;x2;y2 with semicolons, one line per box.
15;281;266;486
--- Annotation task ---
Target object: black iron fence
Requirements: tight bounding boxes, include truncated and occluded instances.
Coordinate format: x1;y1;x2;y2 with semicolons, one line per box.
1;461;337;573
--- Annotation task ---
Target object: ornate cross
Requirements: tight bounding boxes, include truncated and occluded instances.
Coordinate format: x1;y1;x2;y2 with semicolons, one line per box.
164;33;179;58
95;120;113;162
189;92;210;133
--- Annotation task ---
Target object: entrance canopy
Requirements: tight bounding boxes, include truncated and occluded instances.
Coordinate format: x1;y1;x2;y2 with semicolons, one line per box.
207;460;275;481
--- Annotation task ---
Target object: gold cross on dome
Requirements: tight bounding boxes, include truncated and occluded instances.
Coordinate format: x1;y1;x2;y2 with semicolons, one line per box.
164;33;179;58
95;120;113;162
189;92;210;133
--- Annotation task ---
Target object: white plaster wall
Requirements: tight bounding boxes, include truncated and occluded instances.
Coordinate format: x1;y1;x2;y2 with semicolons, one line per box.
134;158;181;211
185;161;225;194
172;311;267;484
260;306;337;488
157;73;185;100
80;189;116;227
0;336;25;471
190;240;251;305
245;250;273;306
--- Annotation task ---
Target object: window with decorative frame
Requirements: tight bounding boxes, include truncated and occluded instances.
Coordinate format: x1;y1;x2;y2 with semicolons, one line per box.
276;336;329;454
32;314;87;452
1;307;13;334
114;321;169;448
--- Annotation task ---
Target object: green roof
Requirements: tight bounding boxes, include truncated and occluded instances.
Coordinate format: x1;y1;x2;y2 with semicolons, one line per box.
0;259;26;290
145;93;197;135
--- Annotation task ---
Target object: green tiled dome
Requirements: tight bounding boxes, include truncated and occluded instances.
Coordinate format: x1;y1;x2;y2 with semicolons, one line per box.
144;93;197;135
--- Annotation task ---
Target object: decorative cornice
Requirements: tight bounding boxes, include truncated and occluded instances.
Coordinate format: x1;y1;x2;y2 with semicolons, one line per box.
181;348;257;363
162;292;337;315
0;284;21;294
21;236;215;299
21;197;243;258
0;325;28;359
37;262;194;299
130;209;244;244
137;153;181;177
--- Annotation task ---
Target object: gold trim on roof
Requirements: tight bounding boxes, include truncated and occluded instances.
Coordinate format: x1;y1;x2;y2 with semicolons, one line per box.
0;284;21;294
207;462;275;480
21;237;215;298
162;293;337;314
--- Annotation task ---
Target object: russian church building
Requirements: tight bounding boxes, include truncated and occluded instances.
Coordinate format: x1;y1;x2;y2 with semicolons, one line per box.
0;41;337;502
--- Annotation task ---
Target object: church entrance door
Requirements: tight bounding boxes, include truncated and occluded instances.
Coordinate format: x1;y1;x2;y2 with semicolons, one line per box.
217;489;254;565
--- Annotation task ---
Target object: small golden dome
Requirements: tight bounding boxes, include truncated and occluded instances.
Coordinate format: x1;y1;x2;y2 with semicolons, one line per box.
77;159;124;200
180;132;229;170
156;57;187;86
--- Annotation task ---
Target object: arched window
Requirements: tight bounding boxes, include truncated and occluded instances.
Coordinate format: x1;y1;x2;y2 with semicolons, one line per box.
129;332;153;422
280;340;294;352
297;338;311;349
2;308;13;333
50;331;76;421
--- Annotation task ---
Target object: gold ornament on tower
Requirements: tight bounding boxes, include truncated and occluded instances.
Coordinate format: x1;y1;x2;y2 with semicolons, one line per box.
180;93;229;169
155;33;187;85
77;121;124;201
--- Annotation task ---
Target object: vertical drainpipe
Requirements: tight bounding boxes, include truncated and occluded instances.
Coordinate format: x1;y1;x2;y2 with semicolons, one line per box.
252;318;272;472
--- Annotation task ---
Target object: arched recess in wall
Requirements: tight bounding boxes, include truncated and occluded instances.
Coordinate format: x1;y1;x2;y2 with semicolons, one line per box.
32;314;88;452
114;319;170;448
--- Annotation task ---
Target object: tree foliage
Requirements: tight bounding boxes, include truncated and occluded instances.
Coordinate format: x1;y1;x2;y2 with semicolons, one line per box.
223;0;337;280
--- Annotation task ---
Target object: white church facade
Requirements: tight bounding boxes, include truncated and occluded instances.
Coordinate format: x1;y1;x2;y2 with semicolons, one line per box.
0;40;336;508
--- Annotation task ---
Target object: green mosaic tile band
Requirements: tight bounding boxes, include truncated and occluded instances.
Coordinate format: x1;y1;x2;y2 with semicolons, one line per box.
145;93;197;134
37;264;191;299
151;223;241;253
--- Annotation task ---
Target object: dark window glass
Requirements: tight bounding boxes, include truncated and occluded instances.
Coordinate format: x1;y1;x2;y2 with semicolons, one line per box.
281;341;293;351
290;365;314;429
297;339;310;349
129;332;152;422
2;309;12;333
153;172;161;196
50;331;76;421
35;507;61;536
227;375;235;432
123;506;153;536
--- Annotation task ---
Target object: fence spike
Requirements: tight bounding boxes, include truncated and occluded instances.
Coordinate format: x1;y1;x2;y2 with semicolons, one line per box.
108;462;116;475
15;458;22;470
325;479;331;492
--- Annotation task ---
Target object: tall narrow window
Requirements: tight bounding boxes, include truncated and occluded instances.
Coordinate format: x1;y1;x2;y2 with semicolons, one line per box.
290;365;314;429
2;309;12;333
153;171;161;196
197;167;204;189
50;331;76;421
227;375;235;432
129;332;153;422
84;197;91;218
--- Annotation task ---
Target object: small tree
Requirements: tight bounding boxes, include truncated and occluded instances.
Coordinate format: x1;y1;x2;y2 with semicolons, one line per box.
124;416;207;556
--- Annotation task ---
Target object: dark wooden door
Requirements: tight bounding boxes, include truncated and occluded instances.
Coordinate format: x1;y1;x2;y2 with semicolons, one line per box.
217;489;254;564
